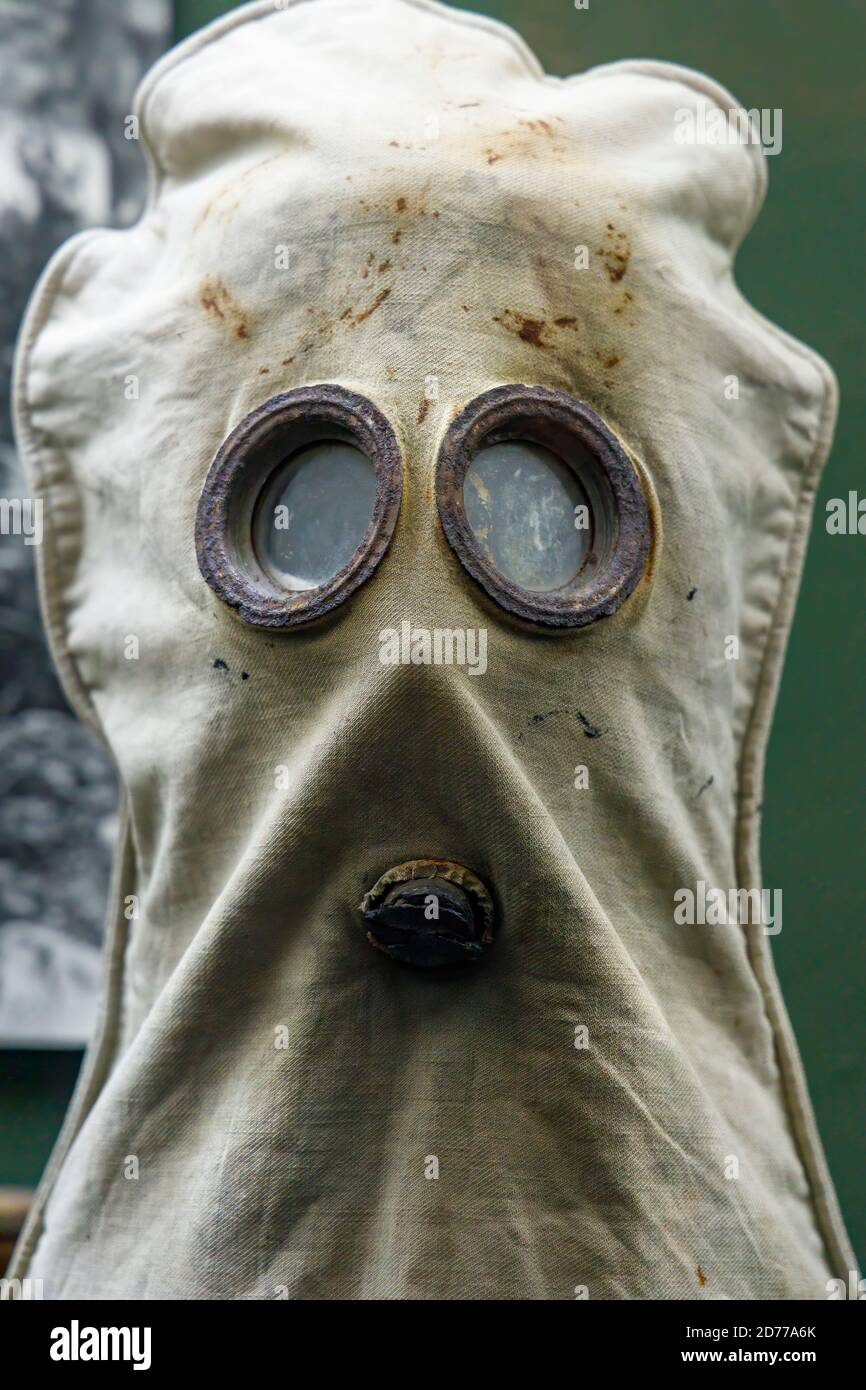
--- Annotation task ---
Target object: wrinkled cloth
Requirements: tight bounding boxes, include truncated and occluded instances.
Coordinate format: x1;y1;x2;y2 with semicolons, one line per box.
9;0;855;1299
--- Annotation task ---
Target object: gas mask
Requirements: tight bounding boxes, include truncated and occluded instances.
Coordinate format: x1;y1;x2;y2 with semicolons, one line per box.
10;0;855;1299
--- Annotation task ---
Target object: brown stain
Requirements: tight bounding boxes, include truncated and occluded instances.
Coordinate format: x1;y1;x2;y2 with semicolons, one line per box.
493;309;584;352
351;286;391;326
194;195;219;232
482;120;567;165
199;278;252;341
279;216;403;353
258;366;270;375
416;397;430;425
519;117;555;137
696;1266;707;1287
601;352;622;370
604;258;628;284
356;187;433;231
612;290;634;316
598;223;631;283
493;309;550;348
200;287;224;320
281;356;295;366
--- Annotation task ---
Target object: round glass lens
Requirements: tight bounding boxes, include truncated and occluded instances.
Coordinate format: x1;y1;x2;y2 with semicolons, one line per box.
253;441;377;590
463;440;592;591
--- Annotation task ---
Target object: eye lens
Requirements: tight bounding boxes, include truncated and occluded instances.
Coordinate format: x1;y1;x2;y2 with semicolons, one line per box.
197;386;402;629
253;441;377;590
463;441;592;592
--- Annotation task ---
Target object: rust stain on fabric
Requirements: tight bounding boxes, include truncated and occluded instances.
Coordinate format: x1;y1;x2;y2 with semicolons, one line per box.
598;224;631;283
493;309;549;348
696;1266;707;1287
417;397;430;426
289;284;391;353
519;117;555;137
351;287;391;325
199;278;252;340
492;310;583;352
482;119;567;164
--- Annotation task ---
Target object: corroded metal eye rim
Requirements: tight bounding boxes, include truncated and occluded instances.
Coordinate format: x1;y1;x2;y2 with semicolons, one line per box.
195;385;403;629
436;385;651;629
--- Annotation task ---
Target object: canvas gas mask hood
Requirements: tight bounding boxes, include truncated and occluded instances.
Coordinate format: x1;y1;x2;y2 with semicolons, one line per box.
9;0;856;1299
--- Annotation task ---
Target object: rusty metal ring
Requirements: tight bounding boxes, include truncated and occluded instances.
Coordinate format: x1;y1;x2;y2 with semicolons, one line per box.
195;385;403;628
436;385;651;629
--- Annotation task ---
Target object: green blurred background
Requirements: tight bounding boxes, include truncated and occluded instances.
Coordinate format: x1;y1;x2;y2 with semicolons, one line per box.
4;0;863;1269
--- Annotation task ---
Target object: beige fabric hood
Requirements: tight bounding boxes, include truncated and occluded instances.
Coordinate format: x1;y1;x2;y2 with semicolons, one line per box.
9;0;855;1298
